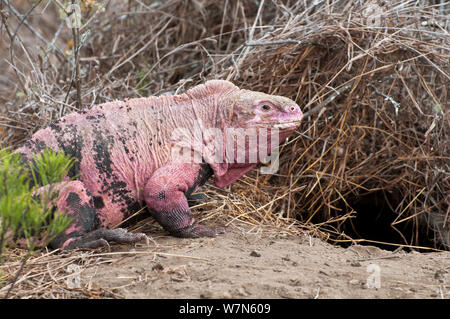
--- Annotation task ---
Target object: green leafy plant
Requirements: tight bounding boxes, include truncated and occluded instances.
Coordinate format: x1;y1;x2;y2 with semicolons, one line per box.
0;147;75;259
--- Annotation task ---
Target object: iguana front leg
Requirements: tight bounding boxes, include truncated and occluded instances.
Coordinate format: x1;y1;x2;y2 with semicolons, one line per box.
144;163;229;238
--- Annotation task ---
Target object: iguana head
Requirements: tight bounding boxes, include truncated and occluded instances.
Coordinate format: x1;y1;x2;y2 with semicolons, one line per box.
207;81;303;187
186;80;303;134
183;80;303;188
230;89;303;137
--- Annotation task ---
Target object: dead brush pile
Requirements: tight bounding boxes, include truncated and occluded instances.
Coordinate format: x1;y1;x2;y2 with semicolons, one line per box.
1;0;449;256
217;0;450;250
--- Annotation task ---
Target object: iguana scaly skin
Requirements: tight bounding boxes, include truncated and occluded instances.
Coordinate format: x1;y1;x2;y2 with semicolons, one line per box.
16;80;303;249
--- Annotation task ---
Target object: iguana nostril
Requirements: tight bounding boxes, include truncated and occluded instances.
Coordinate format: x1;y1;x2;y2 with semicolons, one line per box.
290;106;297;111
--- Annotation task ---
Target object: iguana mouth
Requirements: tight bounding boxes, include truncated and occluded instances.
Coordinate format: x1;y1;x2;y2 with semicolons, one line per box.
253;121;301;129
273;121;301;129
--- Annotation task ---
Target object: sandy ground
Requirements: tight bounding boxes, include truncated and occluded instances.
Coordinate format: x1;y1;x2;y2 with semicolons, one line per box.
78;228;449;299
1;1;448;301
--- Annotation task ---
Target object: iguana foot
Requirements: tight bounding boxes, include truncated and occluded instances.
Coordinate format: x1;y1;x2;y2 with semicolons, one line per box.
63;228;148;249
171;223;231;238
150;208;230;238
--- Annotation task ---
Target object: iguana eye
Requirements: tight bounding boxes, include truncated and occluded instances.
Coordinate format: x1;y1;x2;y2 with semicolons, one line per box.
261;104;271;111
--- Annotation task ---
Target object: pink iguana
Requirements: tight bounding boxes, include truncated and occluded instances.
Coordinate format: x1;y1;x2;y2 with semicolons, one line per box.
16;80;303;249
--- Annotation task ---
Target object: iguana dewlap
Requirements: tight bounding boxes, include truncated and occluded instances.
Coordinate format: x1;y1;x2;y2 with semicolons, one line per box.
16;80;303;249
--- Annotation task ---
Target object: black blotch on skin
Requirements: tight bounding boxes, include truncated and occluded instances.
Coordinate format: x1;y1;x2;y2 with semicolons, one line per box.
23;139;48;154
119;203;149;228
92;128;142;220
49;192;97;248
85;113;106;124
116;129;133;160
92;128;114;179
185;163;213;198
117;124;139;163
49;122;62;133
52;111;104;178
109;180;127;190
157;191;165;200
65;192;96;229
53;124;83;178
93;196;105;209
120;201;141;216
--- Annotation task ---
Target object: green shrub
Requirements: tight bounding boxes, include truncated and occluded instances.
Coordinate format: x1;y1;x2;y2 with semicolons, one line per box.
0;147;75;260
